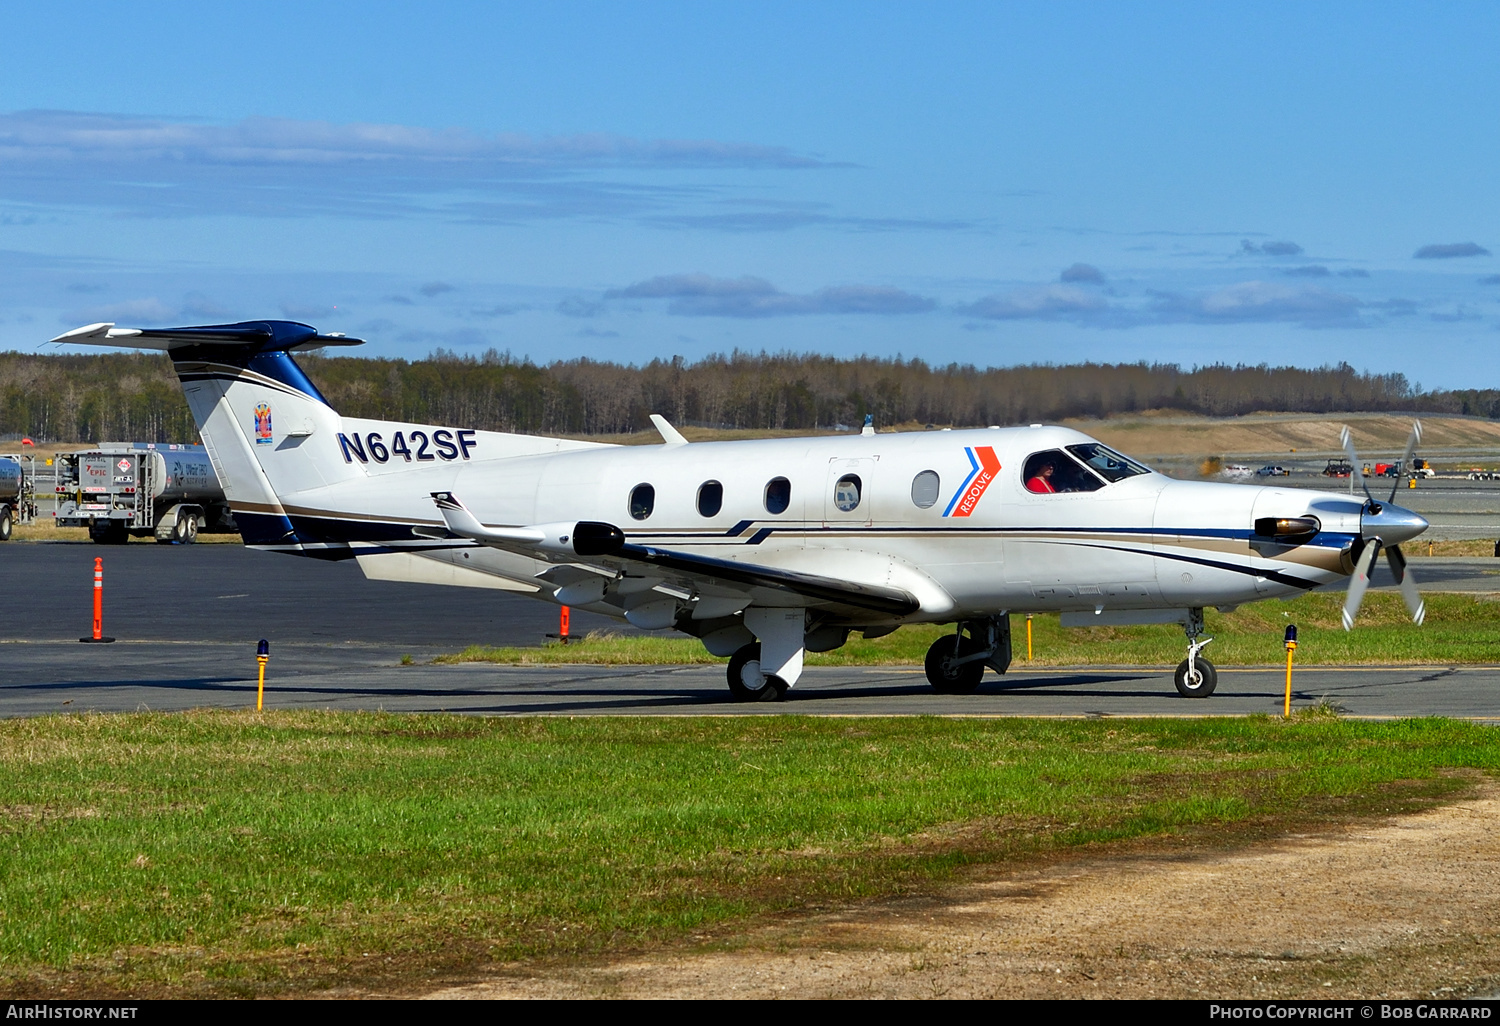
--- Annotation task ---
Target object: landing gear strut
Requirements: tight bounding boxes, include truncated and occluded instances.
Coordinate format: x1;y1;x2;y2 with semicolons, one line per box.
924;616;1012;694
1173;607;1217;698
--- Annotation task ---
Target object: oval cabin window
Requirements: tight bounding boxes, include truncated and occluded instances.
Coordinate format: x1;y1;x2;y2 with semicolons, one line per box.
697;480;723;517
833;474;862;512
629;483;655;520
764;477;792;515
911;470;940;509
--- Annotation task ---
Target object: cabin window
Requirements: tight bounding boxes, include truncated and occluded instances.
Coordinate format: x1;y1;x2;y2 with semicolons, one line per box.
911;470;940;508
629;483;655;520
1066;443;1151;482
1022;450;1103;494
764;476;792;515
697;480;723;517
833;474;862;512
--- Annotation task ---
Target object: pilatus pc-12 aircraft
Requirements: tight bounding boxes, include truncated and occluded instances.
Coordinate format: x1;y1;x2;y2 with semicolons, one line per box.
55;319;1430;701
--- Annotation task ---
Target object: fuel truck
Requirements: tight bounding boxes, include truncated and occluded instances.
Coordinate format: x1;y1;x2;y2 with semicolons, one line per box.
0;455;40;541
53;443;234;543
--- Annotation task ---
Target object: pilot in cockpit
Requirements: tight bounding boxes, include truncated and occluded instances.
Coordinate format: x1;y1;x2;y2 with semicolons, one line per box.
1025;459;1057;493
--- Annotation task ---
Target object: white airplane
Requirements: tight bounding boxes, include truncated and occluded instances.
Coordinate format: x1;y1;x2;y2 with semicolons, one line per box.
53;320;1431;700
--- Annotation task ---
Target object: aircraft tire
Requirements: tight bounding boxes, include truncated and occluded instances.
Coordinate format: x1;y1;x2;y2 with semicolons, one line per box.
925;636;985;693
726;643;787;702
1173;657;1218;698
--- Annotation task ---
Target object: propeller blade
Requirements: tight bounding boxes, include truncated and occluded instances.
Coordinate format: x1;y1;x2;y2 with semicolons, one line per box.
1342;539;1381;630
1388;420;1423;503
1340;425;1370;502
1385;544;1426;625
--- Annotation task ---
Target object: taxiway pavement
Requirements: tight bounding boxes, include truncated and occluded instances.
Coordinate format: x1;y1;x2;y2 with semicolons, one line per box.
3;542;1499;720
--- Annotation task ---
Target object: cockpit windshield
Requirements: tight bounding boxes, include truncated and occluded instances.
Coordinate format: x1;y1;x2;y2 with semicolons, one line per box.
1065;443;1152;483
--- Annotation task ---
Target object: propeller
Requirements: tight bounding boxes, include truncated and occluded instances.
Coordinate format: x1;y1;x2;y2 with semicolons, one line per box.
1339;421;1427;629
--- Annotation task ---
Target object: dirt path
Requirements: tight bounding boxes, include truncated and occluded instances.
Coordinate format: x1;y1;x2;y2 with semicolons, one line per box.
428;782;1500;1000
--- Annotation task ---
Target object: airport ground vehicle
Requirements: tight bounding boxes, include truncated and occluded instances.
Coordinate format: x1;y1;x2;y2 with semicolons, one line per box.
1255;465;1290;477
52;443;233;543
1323;458;1353;477
0;455;40;541
55;319;1431;701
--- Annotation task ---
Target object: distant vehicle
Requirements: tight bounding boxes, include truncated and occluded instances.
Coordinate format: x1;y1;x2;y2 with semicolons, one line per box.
53;443;233;544
1410;458;1436;479
1323;459;1353;478
1256;465;1290;477
0;455;41;541
1219;464;1253;478
1468;470;1497;482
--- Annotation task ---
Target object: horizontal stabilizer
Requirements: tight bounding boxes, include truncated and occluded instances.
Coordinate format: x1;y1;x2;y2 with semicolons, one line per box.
50;320;365;353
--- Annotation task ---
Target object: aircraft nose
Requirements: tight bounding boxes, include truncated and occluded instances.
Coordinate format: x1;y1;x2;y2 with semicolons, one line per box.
1362;502;1428;544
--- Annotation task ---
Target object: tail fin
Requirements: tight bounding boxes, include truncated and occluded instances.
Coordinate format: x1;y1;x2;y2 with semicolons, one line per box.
52;320;364;550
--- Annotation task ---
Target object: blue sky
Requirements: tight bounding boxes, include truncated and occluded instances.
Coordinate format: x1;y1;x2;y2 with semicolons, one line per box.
2;1;1498;386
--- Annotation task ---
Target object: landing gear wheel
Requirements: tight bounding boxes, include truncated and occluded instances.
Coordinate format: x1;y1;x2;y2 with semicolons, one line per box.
1173;656;1218;698
726;643;788;702
925;635;986;694
0;509;11;542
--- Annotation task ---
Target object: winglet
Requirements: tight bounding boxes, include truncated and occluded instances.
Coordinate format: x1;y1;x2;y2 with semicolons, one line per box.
649;414;689;446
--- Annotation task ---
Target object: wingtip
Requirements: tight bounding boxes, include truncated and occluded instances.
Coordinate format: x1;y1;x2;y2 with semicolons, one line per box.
49;322;114;344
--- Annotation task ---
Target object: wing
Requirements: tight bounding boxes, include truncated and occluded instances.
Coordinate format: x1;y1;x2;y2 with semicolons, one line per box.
429;492;919;619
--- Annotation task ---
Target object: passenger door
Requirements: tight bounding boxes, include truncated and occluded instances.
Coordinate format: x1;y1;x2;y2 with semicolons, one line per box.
824;457;877;527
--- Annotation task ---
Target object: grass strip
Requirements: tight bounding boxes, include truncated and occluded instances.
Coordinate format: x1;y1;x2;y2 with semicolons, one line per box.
437;591;1500;667
1;711;1498;996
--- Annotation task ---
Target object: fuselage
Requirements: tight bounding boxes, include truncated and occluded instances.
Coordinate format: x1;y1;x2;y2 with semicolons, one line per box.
269;421;1415;626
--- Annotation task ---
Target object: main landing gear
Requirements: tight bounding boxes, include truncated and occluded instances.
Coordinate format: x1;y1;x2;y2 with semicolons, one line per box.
726;642;789;702
923;616;1012;693
1173;607;1217;698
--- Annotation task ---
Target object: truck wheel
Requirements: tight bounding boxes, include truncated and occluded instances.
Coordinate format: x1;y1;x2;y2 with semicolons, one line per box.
0;508;11;542
172;514;190;543
182;514;198;543
90;520;127;544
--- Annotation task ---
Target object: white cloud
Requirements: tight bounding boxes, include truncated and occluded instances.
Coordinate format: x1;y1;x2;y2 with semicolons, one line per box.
607;274;936;317
1151;281;1360;326
957;284;1109;321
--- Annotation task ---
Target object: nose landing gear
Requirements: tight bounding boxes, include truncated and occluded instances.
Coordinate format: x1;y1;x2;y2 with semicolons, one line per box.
1173;607;1217;697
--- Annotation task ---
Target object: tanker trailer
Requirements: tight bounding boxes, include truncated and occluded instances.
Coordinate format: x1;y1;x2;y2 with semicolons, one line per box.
0;456;35;541
54;443;232;544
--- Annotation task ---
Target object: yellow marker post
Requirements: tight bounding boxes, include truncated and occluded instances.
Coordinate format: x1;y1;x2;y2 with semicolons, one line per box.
256;638;269;711
1283;625;1297;718
1026;613;1033;661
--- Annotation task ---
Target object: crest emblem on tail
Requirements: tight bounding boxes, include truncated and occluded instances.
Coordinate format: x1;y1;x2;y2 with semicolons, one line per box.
253;402;273;444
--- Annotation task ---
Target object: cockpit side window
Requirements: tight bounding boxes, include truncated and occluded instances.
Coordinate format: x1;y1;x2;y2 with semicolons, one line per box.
1065;443;1152;482
1022;450;1103;494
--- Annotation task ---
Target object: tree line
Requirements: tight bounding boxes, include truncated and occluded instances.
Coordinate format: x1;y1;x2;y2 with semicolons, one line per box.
3;347;1497;445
